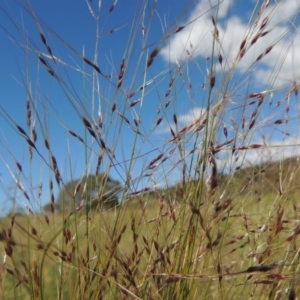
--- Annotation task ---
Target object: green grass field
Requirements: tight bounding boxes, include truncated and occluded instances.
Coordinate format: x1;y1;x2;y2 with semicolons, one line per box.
1;159;300;299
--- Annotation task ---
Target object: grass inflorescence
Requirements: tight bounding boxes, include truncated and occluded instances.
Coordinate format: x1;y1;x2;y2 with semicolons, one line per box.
0;0;300;299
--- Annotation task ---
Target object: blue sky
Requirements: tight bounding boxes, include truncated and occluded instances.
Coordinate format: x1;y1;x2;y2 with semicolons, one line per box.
0;0;299;215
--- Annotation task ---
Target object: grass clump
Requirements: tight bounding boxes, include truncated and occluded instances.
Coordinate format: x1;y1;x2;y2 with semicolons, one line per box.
0;0;300;299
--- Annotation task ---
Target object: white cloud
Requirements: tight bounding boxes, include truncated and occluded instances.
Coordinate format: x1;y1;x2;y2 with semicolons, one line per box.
160;0;300;87
217;135;300;174
177;107;205;125
155;106;207;134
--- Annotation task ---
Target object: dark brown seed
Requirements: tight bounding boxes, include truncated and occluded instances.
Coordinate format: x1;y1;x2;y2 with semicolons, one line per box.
112;103;116;112
246;265;274;273
100;138;106;149
31;227;37;235
257;96;264;107
253;280;273;284
265;45;273;54
175;26;185;33
109;4;114;12
44;139;50;149
179;126;188;134
118;113;130;124
170;128;175;137
16;162;22;172
6;268;14;276
16;125;27;136
251;33;260;45
256;53;264;61
87;128;97;139
274;119;284;124
166;276;181;284
261;30;270;37
161;156;168;163
169;78;174;88
118;72;123;81
249;144;262;149
240;39;246;50
289;287;296;300
149;154;164;166
237;146;247;150
240;48;246;59
173;114;177;124
26;138;35;148
218;53;223;65
153;240;159;252
210;76;215;89
150;49;159;59
260;17;269;30
68;130;77;137
82;117;92;129
39;56;50;68
140;84;147;90
211;16;216;26
45;46;53;58
223;126;227;138
10;215;15;227
127;92;135;98
232;144;236;155
214;27;219;39
147;164;156;170
189;201;200;215
249;119;255;129
83;57;102;74
24;191;30;201
32;127;37;142
51;156;57;169
147;57;154;68
156;118;162;126
120;58;125;71
130;100;139;107
48;70;55;77
251;108;258;119
40;33;47;46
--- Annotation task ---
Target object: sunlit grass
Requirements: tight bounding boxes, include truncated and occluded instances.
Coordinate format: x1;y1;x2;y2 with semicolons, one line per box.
0;0;300;299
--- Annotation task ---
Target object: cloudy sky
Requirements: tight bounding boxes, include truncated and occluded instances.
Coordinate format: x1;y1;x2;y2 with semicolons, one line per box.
0;0;299;214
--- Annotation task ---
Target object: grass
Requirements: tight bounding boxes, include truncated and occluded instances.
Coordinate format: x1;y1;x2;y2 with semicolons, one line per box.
0;180;299;299
1;0;300;299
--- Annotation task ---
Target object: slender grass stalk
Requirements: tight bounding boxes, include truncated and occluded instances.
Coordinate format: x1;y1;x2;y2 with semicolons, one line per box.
1;0;300;299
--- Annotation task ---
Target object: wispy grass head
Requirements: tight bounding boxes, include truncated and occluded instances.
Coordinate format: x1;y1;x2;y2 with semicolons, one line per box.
0;0;300;298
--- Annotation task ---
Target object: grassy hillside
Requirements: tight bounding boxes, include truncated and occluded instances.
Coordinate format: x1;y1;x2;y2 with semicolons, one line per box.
1;157;300;299
1;0;300;299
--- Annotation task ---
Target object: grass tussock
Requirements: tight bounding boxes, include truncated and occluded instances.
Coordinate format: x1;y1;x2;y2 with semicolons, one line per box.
0;0;300;299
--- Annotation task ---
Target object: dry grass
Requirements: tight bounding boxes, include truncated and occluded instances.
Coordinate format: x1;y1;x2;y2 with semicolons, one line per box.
0;0;300;299
1;180;300;299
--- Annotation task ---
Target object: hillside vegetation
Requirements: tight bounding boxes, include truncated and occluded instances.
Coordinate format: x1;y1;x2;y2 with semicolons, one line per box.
1;157;300;299
1;0;300;299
